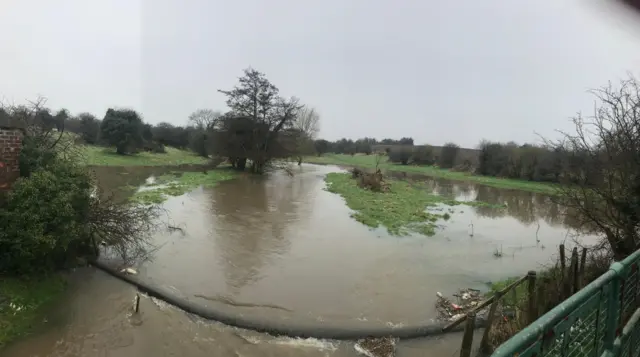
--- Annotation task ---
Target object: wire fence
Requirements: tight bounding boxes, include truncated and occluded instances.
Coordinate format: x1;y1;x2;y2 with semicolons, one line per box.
491;249;640;357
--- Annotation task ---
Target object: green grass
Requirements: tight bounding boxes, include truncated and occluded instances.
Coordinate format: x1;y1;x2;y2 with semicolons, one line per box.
306;154;558;195
130;169;238;204
82;145;210;167
0;275;66;349
324;172;502;236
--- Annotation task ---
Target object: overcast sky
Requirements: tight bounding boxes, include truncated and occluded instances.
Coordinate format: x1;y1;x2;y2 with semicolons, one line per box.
2;0;640;147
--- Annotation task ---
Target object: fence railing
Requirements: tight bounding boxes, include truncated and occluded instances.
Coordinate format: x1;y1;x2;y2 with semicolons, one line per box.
491;248;640;357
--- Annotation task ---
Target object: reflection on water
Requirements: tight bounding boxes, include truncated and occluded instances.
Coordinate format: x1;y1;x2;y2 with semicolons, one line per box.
129;164;598;328
3;164;599;357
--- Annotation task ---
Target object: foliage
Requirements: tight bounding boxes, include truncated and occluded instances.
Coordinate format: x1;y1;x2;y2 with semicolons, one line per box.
545;76;640;260
1;100;162;275
324;172;496;236
188;130;208;157
77;113;100;144
211;68;302;173
99;108;145;155
0;158;93;273
411;145;435;165
387;147;413;165
439;142;460;169
314;139;330;156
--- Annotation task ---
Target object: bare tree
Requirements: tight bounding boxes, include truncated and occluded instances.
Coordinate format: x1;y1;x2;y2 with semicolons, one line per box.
546;75;640;260
188;109;221;130
292;105;320;164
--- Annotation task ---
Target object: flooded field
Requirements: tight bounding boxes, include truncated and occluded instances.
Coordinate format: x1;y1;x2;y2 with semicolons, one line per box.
4;163;597;356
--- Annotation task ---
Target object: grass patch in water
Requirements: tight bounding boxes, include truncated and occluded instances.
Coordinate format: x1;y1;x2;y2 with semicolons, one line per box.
307;154;557;195
324;172;501;236
0;275;66;349
83;145;209;166
130;169;238;204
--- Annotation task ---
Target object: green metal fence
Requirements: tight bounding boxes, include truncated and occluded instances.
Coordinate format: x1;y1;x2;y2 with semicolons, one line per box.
491;249;640;357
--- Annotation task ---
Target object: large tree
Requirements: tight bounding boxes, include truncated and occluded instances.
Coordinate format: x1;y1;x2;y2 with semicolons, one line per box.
100;108;144;155
77;113;100;144
292;105;320;164
214;68;302;173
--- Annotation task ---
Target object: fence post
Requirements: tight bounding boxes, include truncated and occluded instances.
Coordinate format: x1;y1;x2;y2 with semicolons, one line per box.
571;247;579;294
579;248;588;288
527;271;537;324
604;262;625;352
460;312;476;357
480;299;501;354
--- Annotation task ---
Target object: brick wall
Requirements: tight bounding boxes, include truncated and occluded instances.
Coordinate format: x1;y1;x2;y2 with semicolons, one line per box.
0;127;24;191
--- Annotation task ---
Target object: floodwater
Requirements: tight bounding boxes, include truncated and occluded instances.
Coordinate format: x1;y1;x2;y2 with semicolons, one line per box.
3;163;597;356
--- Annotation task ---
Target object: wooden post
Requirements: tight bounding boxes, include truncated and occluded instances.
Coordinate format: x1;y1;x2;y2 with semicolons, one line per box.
460;312;476;357
559;244;568;298
579;247;588;288
134;293;140;313
527;271;537;324
480;299;501;354
536;277;547;317
571;247;579;294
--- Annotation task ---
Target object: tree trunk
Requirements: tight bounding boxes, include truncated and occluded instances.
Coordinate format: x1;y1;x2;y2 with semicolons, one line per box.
236;157;247;171
297;156;302;165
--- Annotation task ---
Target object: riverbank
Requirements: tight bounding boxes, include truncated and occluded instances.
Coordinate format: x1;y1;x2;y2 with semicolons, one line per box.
306;154;557;195
324;172;503;236
0;275;66;349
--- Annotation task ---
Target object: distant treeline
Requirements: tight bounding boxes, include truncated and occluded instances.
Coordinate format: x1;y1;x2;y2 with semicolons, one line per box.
61;112;206;155
313;137;589;184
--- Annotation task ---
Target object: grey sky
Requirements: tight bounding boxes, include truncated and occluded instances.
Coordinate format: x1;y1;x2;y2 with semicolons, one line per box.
2;0;640;147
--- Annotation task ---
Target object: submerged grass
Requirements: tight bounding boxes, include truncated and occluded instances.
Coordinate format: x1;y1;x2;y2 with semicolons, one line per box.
324;172;502;236
0;275;66;349
307;154;557;195
83;145;210;167
130;169;238;204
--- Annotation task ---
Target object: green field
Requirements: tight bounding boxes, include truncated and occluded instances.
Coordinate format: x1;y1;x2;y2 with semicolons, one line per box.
306;154;558;194
324;172;503;236
82;145;210;167
130;169;238;204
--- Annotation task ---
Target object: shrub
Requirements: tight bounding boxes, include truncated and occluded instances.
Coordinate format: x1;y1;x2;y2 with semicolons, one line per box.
412;145;435;165
100;108;144;155
388;147;412;165
0;158;94;273
439;142;460;169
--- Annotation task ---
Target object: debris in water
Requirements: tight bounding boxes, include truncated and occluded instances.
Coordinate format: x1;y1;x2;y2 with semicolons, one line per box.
354;337;397;357
120;267;138;275
435;288;483;321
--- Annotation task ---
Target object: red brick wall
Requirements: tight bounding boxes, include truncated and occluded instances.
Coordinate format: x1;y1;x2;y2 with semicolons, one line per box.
0;128;24;191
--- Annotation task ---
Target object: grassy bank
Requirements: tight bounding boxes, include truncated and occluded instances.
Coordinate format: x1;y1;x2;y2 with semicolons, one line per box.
307;154;557;195
83;145;210;167
130;169;238;204
0;275;66;349
325;172;502;236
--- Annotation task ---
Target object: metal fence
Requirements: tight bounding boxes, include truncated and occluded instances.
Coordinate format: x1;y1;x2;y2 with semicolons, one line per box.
491;249;640;357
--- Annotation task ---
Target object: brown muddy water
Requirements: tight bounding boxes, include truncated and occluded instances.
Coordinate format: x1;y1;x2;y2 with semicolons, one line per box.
3;164;597;357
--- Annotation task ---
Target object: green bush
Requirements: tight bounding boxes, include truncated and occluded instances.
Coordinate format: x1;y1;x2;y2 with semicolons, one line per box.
0;158;94;274
388;147;413;165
